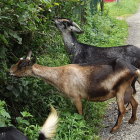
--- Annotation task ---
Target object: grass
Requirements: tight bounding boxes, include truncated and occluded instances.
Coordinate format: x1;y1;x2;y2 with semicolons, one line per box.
79;13;128;47
105;0;140;17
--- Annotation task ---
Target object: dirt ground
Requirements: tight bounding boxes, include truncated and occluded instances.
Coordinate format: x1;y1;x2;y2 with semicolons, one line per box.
100;7;140;140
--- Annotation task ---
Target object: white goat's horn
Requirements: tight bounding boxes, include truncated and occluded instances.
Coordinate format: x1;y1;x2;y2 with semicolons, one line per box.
26;51;32;60
20;57;23;60
72;22;82;31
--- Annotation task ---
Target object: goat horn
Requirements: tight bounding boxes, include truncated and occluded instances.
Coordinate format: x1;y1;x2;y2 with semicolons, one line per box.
26;51;32;60
72;22;82;31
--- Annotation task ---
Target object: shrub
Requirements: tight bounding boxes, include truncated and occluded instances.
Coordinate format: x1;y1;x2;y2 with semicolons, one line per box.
0;100;11;126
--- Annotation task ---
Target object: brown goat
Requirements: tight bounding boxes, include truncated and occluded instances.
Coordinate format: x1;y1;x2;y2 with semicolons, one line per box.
10;51;139;133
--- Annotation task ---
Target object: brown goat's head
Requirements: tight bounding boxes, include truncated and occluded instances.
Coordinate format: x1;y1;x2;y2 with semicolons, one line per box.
54;18;83;34
10;51;33;77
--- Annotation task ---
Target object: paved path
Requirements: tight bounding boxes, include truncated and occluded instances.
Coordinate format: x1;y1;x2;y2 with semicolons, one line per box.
100;7;140;140
127;8;140;47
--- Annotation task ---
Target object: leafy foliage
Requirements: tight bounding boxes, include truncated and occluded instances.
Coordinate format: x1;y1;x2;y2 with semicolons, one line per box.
79;12;128;47
0;100;11;126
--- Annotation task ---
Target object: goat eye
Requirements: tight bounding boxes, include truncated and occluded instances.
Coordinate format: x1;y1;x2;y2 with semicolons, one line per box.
59;22;63;26
62;22;68;29
67;22;71;26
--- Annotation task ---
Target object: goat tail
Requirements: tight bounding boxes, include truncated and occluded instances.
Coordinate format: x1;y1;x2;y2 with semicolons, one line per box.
38;106;58;140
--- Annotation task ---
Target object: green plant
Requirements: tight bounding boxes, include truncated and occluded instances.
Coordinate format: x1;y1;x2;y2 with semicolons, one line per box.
16;111;40;140
79;12;128;47
0;100;11;126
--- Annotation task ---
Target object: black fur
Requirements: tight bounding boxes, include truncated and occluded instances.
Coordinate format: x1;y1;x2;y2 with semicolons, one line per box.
72;43;140;67
0;127;28;140
38;133;46;140
0;127;46;140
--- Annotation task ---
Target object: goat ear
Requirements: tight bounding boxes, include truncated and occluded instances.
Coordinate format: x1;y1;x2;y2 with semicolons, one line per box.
69;25;84;34
72;22;81;30
70;22;83;33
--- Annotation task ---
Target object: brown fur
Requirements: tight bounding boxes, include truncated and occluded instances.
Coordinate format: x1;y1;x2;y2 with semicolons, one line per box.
57;19;70;22
10;56;139;133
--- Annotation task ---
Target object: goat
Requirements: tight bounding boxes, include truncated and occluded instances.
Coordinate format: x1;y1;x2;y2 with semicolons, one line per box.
54;18;140;94
10;51;139;133
0;106;58;140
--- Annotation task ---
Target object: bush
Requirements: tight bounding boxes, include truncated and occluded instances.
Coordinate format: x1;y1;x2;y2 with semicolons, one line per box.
0;100;11;126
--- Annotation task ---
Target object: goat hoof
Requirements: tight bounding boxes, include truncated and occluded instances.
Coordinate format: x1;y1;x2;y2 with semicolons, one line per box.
110;127;119;133
128;118;137;124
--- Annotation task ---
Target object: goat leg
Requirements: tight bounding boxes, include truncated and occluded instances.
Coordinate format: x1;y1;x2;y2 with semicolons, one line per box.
129;96;138;124
124;86;133;112
72;96;83;115
110;92;126;133
131;78;137;94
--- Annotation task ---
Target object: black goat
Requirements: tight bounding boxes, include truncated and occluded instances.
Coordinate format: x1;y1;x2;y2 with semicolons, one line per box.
0;106;58;140
0;127;28;140
54;18;140;93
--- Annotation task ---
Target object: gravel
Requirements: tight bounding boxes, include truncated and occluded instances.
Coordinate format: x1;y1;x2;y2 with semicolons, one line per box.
100;7;140;140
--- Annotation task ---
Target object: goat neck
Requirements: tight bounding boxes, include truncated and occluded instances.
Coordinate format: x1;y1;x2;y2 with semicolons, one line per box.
32;64;62;87
62;31;80;55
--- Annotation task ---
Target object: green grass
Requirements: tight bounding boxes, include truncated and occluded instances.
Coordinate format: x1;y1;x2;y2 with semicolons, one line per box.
79;13;128;47
105;0;140;17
